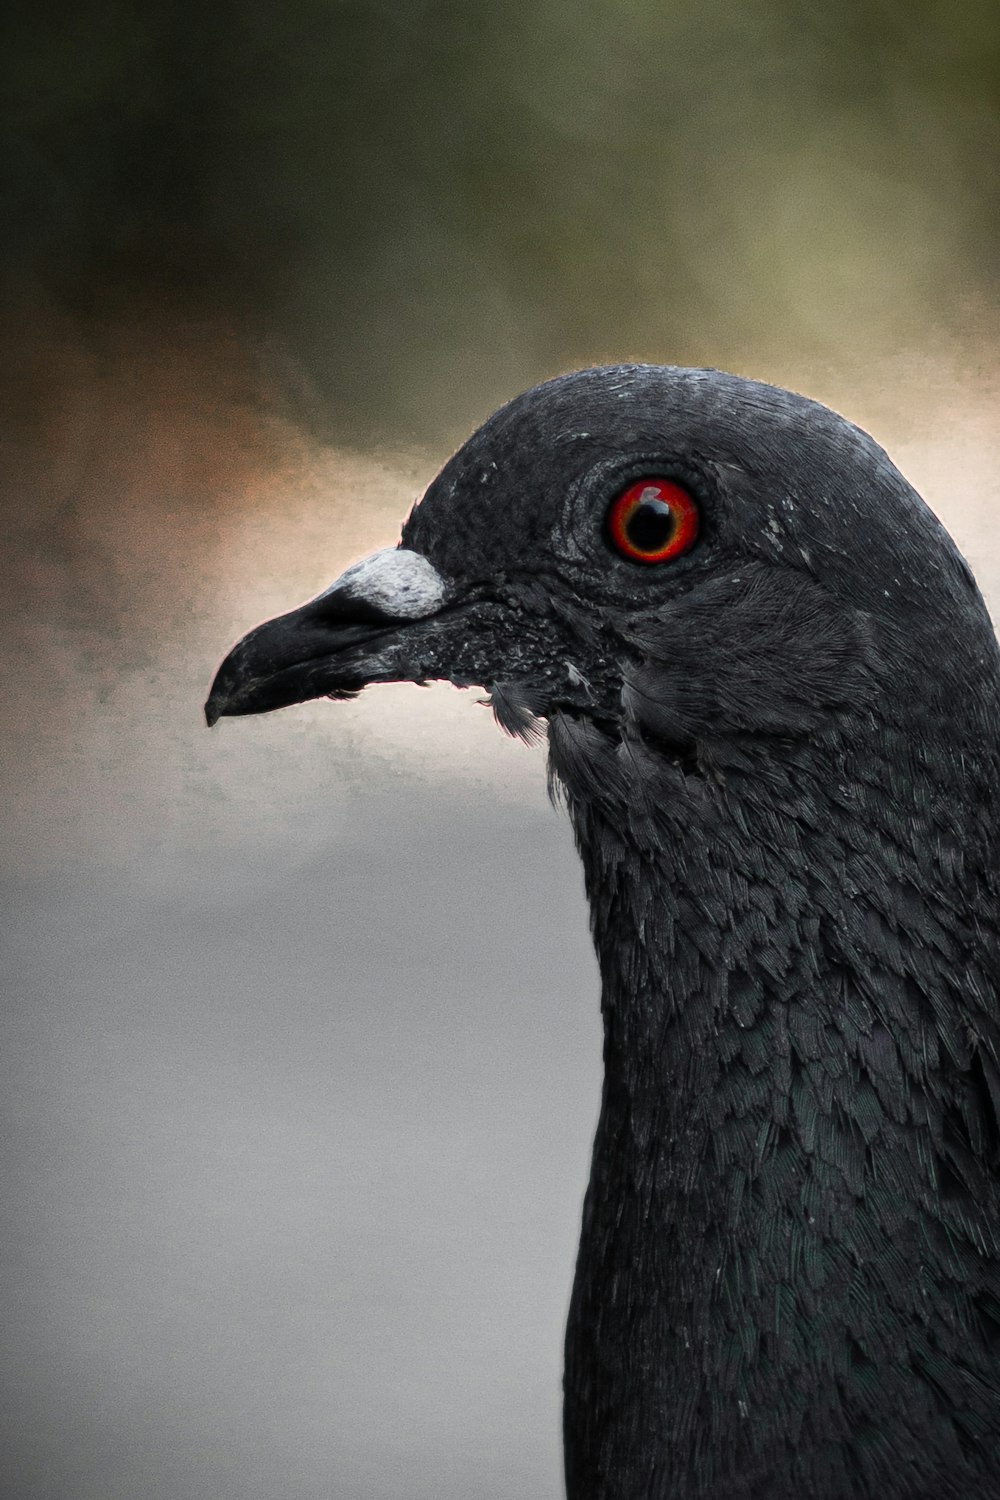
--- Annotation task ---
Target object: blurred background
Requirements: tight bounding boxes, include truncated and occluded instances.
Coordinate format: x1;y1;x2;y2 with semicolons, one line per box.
3;3;1000;1496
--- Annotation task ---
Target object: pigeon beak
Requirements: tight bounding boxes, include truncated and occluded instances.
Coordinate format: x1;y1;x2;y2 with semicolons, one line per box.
204;547;452;725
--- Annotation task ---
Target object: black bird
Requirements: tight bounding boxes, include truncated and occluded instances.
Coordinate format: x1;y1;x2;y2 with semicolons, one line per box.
206;365;1000;1499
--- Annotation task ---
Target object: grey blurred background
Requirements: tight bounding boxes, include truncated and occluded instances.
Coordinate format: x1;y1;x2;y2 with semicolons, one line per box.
3;3;1000;1497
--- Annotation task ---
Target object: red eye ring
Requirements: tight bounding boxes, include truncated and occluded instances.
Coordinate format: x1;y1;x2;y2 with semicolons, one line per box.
606;477;700;564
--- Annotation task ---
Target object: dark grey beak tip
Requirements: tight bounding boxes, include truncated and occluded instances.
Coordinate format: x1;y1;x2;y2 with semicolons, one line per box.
205;698;222;728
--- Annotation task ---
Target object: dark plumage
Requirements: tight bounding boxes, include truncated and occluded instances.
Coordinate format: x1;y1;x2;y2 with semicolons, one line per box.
206;365;1000;1498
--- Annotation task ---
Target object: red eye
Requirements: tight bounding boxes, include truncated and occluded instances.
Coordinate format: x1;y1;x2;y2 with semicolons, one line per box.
606;477;699;564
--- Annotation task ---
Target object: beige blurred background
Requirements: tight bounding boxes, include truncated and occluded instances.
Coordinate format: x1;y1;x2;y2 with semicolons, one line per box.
3;4;1000;1497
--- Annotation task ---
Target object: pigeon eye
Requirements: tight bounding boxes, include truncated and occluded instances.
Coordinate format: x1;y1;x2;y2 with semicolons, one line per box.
606;478;699;564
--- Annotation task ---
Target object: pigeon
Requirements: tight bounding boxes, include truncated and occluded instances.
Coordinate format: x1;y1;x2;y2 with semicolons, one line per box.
206;365;1000;1499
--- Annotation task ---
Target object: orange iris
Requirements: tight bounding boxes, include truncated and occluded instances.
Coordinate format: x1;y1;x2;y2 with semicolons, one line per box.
606;477;700;563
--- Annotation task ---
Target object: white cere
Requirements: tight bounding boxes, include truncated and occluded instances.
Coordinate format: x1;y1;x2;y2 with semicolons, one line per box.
322;547;449;618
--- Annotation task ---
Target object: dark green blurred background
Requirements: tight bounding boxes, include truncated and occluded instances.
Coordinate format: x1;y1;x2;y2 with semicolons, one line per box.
6;0;1000;440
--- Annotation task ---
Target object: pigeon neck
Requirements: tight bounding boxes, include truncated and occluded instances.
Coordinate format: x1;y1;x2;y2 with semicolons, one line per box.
552;718;1000;1498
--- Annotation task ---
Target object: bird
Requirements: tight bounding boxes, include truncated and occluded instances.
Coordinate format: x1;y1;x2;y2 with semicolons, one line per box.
206;364;1000;1499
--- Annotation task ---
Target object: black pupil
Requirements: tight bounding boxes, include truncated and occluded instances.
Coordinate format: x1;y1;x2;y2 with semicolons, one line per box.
626;496;675;552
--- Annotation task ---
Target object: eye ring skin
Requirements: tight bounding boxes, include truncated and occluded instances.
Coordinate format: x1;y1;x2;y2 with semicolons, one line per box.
552;452;719;602
606;477;700;563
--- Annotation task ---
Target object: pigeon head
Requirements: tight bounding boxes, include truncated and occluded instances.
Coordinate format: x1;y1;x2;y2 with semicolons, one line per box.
205;364;988;762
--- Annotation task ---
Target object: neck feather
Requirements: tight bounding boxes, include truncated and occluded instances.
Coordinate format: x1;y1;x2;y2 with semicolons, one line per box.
548;714;1000;1499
